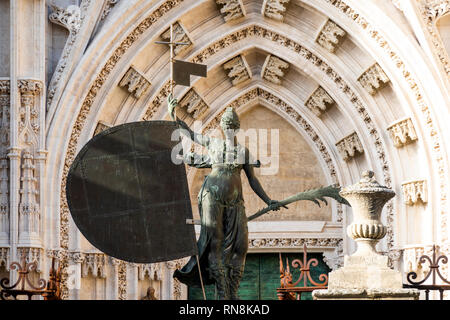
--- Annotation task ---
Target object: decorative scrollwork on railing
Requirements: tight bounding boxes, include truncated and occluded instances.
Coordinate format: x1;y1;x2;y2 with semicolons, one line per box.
404;245;450;300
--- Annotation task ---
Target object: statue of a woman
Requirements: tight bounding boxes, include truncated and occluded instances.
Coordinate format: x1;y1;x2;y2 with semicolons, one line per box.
169;96;284;299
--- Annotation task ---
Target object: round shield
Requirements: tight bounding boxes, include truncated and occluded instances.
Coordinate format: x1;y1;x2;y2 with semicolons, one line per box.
66;121;197;263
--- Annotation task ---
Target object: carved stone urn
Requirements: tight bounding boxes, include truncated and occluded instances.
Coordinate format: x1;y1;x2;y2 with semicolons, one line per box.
313;171;419;300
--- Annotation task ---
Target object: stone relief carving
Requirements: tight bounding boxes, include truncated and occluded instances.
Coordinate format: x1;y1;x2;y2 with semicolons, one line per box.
261;0;291;21
0;159;8;241
260;54;290;85
17;247;42;271
161;22;193;56
18;151;40;240
223;55;252;86
0;247;9;270
249;237;342;249
322;240;344;270
305;86;335;117
81;253;106;278
93;121;112;137
179;88;209;119
215;0;246;22
402;180;428;205
335;132;364;161
0;80;10;156
137;263;162;281
316;19;346;53
17;79;43;147
387;118;418;148
119;67;151;99
402;245;435;277
111;258;127;300
358;63;390;95
49;4;81;33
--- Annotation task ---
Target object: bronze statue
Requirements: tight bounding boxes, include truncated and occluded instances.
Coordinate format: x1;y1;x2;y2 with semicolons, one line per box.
141;287;158;300
169;96;284;299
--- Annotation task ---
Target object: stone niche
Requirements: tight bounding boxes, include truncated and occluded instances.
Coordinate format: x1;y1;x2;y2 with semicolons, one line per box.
189;105;331;222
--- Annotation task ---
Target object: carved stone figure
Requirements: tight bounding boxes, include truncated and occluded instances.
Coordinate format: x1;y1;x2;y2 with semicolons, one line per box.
141;287;158;300
169;96;283;299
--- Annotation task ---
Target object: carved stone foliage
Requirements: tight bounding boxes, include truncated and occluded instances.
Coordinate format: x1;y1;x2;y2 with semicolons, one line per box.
17;80;43;147
49;4;81;33
357;63;390;95
223;55;252;86
305;86;335;117
161;22;193;56
322;239;344;270
93;121;112;137
18;151;40;239
261;0;291;21
82;253;106;278
179;89;209;119
387;118;418;148
111;258;127;300
402;180;428;205
261;54;290;85
101;0;120;20
119;67;151;99
336;132;364;161
215;0;246;22
316;19;346;53
249;237;343;249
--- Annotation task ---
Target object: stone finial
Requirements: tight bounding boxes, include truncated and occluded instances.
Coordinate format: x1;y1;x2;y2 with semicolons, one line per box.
358;63;390;95
49;4;81;33
223;55;252;86
316;19;346;53
387;118;418;148
335;132;364;161
402;180;427;205
161;22;193;56
94;121;112;137
261;0;291;21
179;89;209;119
215;0;246;22
305;86;335;117
119;67;151;99
261;55;290;85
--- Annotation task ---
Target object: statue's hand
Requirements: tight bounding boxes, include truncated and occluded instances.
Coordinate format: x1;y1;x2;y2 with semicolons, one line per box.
177;119;190;132
167;93;178;121
268;200;288;211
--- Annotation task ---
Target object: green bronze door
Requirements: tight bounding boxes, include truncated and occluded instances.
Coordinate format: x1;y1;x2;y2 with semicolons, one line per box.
188;252;330;300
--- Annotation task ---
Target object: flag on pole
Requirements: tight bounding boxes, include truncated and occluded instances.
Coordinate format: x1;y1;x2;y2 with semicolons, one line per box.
173;60;207;87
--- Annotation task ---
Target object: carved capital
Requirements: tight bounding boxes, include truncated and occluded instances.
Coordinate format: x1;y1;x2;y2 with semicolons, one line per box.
261;54;290;85
161;22;193;56
179;89;209;119
336;132;364;161
387;118;418;148
316;19;346;53
216;0;246;22
17;80;43;97
305;86;335;117
261;0;291;21
402;180;428;205
49;4;81;33
223;55;252;86
119;67;151;99
137;263;162;281
358;63;390;95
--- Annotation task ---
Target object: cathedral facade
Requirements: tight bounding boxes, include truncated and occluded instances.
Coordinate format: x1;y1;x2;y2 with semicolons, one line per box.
0;0;449;300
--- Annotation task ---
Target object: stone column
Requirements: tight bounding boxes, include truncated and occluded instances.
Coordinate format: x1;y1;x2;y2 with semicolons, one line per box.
313;171;419;300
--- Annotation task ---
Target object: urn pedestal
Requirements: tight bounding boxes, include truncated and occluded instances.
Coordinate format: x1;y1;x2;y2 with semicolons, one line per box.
313;171;419;300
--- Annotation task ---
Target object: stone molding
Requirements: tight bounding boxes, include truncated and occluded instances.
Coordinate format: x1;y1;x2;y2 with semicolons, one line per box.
261;0;291;21
316;19;346;53
402;180;428;205
223;55;252;86
161;21;193;56
101;0;120;21
81;253;106;278
335;132;364;161
119;66;151;99
93;121;112;137
305;86;335;117
387;118;418;148
215;0;246;22
357;63;390;95
260;54;290;85
179;88;209;119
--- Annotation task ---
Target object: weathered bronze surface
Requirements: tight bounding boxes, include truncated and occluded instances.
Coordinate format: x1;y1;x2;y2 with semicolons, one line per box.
66;121;197;263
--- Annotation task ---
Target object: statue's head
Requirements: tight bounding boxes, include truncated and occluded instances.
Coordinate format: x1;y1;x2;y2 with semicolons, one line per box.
220;107;240;131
